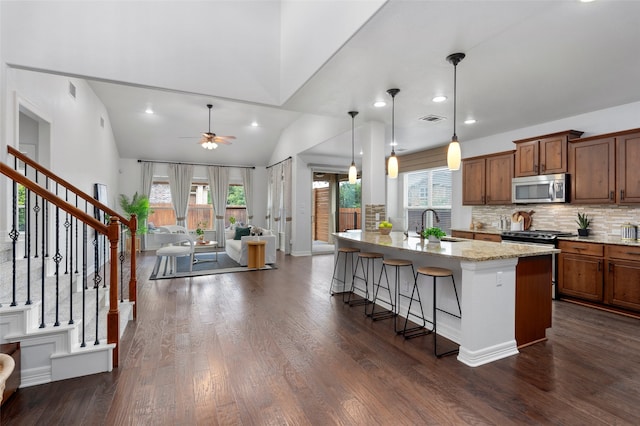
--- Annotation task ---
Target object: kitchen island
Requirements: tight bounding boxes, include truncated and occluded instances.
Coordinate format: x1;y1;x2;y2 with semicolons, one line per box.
333;231;558;367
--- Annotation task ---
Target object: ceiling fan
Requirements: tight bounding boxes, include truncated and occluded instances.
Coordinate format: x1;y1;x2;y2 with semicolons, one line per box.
196;104;235;150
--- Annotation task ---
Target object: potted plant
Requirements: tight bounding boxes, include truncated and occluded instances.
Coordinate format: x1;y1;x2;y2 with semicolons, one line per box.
196;221;207;242
118;192;151;235
228;216;236;228
576;212;591;237
422;226;446;243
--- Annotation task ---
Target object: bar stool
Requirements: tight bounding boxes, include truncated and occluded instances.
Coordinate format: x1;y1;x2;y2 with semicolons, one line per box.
330;247;360;295
369;259;415;322
397;266;431;339
416;266;462;358
345;252;384;311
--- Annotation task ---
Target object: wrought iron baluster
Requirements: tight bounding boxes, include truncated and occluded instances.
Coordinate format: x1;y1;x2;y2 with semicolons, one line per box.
23;163;28;259
45;177;49;258
40;196;46;328
74;194;79;274
93;221;101;345
33;170;40;259
120;226;125;303
81;222;87;347
9;164;19;307
68;195;74;325
53;183;62;327
64;189;70;275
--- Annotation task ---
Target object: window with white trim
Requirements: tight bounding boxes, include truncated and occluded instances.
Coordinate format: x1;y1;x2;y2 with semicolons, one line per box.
404;167;452;235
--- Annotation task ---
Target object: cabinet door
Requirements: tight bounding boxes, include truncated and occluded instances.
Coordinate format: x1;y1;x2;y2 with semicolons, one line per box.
569;137;616;204
606;260;640;312
485;153;514;204
474;233;502;242
539;136;567;174
558;253;604;302
617;132;640;204
451;230;474;239
462;158;485;205
514;140;539;177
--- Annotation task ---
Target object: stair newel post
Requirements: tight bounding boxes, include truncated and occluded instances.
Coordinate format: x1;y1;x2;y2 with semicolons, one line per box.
129;214;138;319
107;216;121;367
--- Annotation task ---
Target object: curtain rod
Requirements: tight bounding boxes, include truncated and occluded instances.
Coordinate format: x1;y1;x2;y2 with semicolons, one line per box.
138;159;255;169
266;156;292;169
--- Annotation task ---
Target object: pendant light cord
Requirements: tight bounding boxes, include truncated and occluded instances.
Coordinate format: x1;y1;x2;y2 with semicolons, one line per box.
391;94;396;155
453;62;457;140
351;114;355;162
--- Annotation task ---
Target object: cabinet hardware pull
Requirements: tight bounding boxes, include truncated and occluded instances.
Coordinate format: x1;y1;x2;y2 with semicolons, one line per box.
609;263;613;272
534;164;538;173
625;251;640;255
621;190;625;200
541;164;545;172
572;246;583;250
610;191;614;200
598;261;601;272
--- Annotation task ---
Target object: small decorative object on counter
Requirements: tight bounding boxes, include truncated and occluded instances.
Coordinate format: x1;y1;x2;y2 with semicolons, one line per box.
422;226;446;244
195;221;207;242
379;220;393;235
576;212;591;237
621;223;637;241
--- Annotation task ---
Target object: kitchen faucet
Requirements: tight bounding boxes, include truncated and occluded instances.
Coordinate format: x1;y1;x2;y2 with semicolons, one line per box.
417;208;440;237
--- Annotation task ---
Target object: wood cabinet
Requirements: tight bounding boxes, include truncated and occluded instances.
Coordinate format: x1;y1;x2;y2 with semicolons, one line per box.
569;128;640;205
616;131;640;203
558;240;640;315
451;230;501;242
557;241;604;302
605;245;640;312
514;130;583;177
515;255;552;347
462;151;514;205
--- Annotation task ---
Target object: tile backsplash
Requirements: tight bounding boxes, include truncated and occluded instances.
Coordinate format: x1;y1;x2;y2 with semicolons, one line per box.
471;204;640;238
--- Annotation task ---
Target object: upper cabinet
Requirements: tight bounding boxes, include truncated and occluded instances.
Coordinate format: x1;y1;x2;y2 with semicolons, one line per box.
514;130;584;177
569;128;640;204
462;151;514;205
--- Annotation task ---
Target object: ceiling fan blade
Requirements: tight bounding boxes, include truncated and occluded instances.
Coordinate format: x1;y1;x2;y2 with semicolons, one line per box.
216;135;236;140
213;138;233;145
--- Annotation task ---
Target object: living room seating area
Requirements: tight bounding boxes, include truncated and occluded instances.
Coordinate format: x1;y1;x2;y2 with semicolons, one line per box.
225;225;276;266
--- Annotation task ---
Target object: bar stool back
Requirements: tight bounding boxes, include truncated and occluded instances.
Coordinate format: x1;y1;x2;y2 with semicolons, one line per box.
346;252;384;311
369;259;414;322
330;247;360;295
416;266;462;357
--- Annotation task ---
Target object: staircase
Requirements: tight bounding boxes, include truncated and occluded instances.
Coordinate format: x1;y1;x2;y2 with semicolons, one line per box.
0;147;138;388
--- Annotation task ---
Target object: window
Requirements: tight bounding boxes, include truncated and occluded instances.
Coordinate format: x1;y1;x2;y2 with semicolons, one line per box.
148;180;247;229
404;167;452;235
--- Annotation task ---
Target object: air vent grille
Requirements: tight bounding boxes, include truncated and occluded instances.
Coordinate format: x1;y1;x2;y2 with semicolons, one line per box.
68;82;76;99
419;114;446;123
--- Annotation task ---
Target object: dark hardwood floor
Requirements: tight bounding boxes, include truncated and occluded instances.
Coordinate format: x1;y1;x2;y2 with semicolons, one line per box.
2;251;640;425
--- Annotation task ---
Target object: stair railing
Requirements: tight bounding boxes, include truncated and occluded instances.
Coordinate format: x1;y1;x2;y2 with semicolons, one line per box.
1;147;137;368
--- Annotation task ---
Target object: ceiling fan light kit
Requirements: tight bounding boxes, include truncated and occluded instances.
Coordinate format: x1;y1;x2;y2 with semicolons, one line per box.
199;104;235;150
446;52;465;171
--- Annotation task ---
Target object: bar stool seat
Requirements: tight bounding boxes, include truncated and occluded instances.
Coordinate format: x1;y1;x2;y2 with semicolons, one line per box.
346;252;384;310
330;247;360;295
369;259;414;323
416;266;462;358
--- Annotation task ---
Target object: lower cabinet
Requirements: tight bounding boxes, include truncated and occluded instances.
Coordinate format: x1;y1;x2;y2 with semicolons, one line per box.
451;230;502;242
558;240;640;314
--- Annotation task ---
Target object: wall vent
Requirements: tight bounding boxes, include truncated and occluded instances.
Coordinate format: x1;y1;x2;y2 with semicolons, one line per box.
419;114;446;123
100;117;105;128
68;82;76;99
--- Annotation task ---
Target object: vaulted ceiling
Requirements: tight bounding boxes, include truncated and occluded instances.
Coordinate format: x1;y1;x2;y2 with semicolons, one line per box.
4;0;640;167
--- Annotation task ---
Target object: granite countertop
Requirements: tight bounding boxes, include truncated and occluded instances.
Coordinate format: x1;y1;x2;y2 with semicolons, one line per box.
557;235;640;247
334;231;558;262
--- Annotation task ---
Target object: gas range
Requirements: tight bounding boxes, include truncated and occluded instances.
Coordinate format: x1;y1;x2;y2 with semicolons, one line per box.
501;230;576;245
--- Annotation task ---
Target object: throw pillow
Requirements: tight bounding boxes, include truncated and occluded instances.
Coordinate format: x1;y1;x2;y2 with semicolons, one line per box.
234;227;251;240
225;228;235;240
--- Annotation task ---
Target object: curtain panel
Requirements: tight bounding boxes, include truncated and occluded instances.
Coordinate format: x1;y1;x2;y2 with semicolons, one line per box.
242;168;254;224
207;166;229;246
168;163;193;228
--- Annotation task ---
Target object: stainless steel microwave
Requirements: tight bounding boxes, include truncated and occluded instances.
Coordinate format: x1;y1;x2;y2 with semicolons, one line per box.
512;173;568;204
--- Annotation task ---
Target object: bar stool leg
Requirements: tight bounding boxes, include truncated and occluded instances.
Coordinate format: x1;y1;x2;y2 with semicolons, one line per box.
368;264;395;321
399;267;432;338
345;257;372;309
331;250;355;296
433;275;462;358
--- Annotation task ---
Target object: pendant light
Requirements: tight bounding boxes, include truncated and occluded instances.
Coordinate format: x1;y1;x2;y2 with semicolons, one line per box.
446;52;465;171
348;111;359;184
387;88;400;179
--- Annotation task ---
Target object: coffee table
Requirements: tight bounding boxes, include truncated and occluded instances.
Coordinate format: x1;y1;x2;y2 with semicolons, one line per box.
193;240;218;263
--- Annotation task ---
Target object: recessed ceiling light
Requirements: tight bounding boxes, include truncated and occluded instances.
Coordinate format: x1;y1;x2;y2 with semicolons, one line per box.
251;121;259;127
145;107;154;114
580;0;595;3
464;118;477;125
432;95;447;103
373;101;386;108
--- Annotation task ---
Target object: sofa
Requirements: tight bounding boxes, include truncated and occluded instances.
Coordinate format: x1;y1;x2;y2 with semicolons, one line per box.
225;227;277;266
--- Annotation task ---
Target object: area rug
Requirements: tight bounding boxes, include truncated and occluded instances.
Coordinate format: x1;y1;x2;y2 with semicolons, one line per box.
149;252;275;280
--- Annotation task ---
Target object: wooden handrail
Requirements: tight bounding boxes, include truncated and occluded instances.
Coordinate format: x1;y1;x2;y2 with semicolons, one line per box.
7;146;131;229
1;162;108;233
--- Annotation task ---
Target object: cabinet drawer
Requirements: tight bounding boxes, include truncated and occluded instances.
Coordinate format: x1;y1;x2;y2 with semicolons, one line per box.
558;240;604;256
606;244;640;261
452;231;474;239
475;233;502;242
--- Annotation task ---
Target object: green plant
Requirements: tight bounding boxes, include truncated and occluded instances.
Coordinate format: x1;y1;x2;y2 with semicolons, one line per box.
422;227;446;239
229;216;236;225
196;221;207;237
118;192;151;235
576;212;591;229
